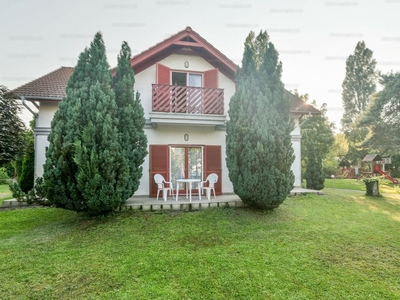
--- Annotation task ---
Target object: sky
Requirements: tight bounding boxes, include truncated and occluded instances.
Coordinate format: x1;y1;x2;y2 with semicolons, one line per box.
1;0;400;130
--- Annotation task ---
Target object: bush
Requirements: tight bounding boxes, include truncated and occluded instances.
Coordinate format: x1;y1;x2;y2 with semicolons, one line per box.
323;166;339;178
0;167;9;184
9;182;25;202
9;177;49;205
363;178;380;196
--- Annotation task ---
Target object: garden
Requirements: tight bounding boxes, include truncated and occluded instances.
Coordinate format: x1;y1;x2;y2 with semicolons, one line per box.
1;178;399;299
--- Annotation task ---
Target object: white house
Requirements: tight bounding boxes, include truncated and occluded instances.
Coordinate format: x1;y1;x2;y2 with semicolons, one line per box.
14;26;319;198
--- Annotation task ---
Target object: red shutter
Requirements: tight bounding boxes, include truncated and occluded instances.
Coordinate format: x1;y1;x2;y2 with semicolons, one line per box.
204;145;222;195
156;63;170;85
149;145;169;197
204;68;218;88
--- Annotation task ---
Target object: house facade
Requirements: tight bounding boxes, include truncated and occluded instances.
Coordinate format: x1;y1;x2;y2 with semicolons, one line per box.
14;27;319;197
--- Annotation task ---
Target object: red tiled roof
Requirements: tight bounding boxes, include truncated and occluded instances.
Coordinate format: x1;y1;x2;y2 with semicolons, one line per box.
13;66;74;99
287;91;320;115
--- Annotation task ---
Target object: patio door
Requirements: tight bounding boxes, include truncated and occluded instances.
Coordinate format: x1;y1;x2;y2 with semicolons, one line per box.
170;146;203;194
149;145;222;197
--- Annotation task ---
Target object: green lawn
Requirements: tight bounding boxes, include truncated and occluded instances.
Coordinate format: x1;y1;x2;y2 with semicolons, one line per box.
0;183;13;205
322;177;399;194
1;183;400;299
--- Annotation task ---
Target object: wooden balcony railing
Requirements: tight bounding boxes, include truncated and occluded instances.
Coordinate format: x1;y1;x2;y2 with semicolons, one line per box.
152;84;224;115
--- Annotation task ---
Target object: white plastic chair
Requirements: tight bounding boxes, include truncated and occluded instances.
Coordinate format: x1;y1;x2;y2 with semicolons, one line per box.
154;174;174;201
201;173;218;200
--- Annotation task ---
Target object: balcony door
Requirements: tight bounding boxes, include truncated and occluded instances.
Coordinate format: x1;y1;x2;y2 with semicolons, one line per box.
172;72;202;87
156;63;218;88
170;146;203;193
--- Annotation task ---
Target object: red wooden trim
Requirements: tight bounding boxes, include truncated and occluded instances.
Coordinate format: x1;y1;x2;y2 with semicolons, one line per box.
204;145;222;195
149;145;169;197
204;68;219;89
156;63;170;85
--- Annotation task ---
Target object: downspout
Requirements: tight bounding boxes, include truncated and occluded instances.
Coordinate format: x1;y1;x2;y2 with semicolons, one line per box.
21;96;38;117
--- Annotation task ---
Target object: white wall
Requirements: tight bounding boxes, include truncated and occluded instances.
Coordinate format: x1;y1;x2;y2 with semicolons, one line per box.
137;125;232;196
34;102;58;180
36;101;58;127
291;116;302;187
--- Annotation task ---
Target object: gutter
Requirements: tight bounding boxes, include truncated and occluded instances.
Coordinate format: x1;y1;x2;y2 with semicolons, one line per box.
21;96;38;117
22;96;62;101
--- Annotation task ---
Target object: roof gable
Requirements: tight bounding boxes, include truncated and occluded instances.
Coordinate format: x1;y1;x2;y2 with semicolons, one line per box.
111;26;237;82
362;154;382;162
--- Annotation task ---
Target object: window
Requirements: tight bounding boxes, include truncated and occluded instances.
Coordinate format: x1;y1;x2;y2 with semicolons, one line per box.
171;72;203;87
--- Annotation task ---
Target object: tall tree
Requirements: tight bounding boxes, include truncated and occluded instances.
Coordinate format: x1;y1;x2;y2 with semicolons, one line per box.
0;86;26;166
43;32;128;215
113;41;147;200
341;41;377;165
341;41;377;135
226;30;295;210
358;72;400;155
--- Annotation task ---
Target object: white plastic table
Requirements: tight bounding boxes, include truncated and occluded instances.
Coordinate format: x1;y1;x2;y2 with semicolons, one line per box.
175;178;201;202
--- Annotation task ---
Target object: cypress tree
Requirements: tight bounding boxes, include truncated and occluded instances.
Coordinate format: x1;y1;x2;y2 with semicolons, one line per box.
18;137;34;193
18;117;36;193
226;30;295;209
304;142;325;190
43;32;128;214
113;41;147;200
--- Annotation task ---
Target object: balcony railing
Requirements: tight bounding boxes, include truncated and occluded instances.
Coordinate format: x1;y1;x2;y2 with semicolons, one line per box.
152;84;224;115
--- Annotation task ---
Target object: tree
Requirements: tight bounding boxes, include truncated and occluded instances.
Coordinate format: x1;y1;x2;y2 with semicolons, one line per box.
293;91;335;172
18;117;35;193
0;85;26;166
113;41;147;200
226;30;295;209
358;72;400;155
341;41;377;165
324;133;348;174
43;32;129;215
304;142;325;190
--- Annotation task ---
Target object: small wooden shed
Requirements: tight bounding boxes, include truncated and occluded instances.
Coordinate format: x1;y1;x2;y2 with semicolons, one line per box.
362;154;382;175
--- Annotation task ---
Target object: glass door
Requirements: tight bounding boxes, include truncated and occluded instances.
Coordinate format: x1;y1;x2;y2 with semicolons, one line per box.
170;146;203;194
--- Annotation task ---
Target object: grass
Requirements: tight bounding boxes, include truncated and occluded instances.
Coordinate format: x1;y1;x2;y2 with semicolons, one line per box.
324;177;400;194
0;183;13;205
1;181;400;299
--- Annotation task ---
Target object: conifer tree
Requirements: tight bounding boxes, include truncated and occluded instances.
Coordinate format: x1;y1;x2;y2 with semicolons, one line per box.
304;142;325;190
226;30;295;209
43;32;128;214
18;117;36;193
113;41;147;200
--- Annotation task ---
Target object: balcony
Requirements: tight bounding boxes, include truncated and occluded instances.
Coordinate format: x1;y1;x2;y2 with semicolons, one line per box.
152;84;224;115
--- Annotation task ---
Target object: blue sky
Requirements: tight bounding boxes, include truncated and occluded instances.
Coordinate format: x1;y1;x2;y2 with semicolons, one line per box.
1;0;400;129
